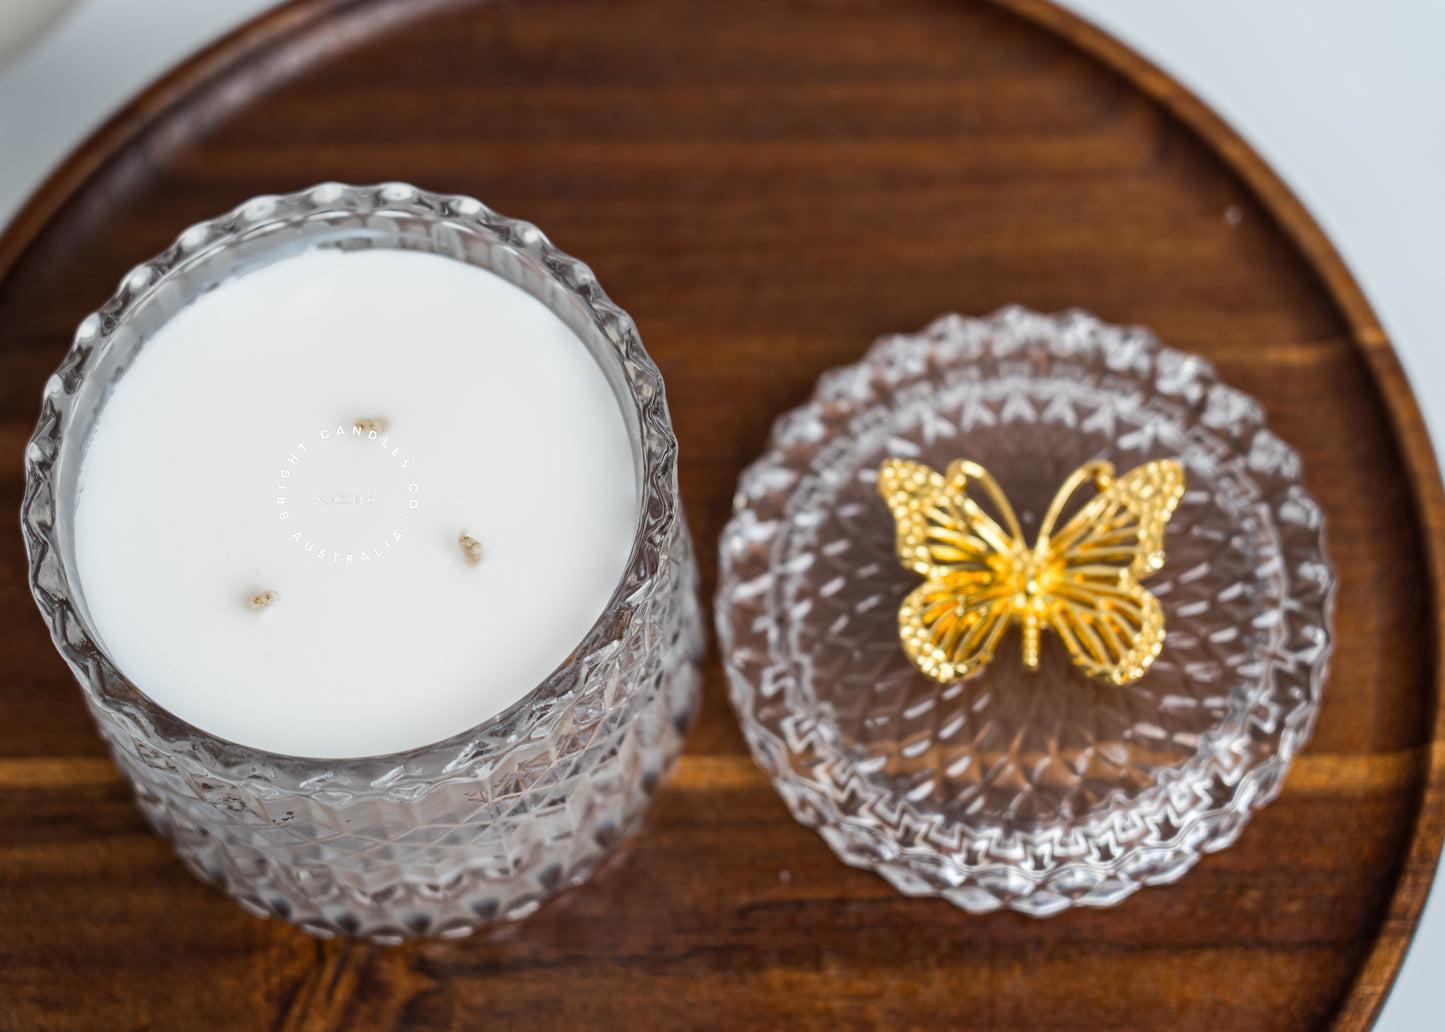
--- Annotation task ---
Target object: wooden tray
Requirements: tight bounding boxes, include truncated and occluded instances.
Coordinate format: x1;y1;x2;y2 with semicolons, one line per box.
1;1;1441;1029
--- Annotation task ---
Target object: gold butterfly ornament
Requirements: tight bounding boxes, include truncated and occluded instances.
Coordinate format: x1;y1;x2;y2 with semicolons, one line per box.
877;457;1186;686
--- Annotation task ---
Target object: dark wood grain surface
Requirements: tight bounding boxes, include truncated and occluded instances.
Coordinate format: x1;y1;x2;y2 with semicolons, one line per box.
1;1;1441;1030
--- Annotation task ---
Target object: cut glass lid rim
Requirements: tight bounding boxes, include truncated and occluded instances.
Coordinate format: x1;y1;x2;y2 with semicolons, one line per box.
717;305;1337;892
20;181;682;784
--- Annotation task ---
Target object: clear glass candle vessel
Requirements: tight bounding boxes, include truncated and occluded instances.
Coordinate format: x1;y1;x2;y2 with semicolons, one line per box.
22;183;703;942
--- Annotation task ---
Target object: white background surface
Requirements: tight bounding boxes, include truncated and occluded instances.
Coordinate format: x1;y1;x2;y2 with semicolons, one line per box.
1;1;1440;1025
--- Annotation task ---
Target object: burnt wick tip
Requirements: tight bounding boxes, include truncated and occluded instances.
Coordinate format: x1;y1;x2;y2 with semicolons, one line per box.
458;530;484;566
248;589;281;611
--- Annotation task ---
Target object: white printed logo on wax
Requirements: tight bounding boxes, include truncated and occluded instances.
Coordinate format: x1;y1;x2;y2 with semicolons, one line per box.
273;421;420;565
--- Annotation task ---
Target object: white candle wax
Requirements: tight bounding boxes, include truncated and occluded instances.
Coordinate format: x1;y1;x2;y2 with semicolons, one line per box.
73;247;639;758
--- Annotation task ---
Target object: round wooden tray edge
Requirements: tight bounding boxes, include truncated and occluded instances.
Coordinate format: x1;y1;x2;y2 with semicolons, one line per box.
1;1;1440;1027
0;0;345;282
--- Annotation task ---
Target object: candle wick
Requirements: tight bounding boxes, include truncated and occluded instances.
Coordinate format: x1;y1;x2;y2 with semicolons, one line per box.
354;416;389;434
458;530;484;566
248;589;281;611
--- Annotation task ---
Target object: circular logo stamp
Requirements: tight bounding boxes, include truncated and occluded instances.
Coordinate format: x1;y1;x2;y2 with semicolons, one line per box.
273;422;420;565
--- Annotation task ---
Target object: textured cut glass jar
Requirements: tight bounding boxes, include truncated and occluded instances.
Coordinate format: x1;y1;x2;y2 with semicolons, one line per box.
717;308;1334;916
22;183;703;942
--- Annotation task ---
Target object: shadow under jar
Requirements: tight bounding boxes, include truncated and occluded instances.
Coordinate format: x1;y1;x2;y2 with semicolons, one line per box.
21;183;704;942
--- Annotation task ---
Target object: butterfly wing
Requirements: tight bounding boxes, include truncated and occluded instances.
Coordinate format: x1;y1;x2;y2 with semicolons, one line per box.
1040;460;1185;685
877;459;1023;682
1045;459;1185;576
896;578;1015;682
1040;569;1166;685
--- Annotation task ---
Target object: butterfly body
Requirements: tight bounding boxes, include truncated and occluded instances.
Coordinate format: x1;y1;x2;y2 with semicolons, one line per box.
879;457;1185;686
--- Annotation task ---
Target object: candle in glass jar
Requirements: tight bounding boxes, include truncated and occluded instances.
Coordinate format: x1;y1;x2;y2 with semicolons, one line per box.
72;246;639;758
